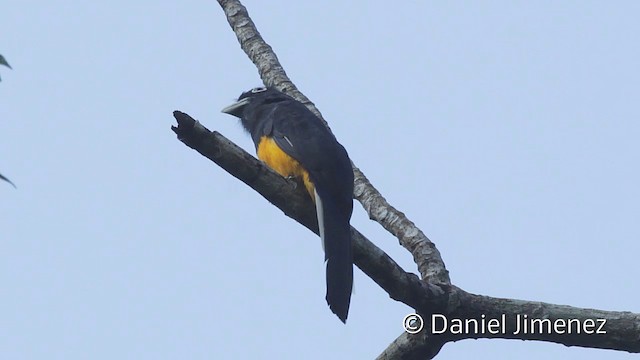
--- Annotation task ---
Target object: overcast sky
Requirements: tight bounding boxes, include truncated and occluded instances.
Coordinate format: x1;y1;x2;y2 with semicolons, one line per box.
2;1;639;359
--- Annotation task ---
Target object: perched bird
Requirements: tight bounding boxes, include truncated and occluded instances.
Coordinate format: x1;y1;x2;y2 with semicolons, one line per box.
222;87;354;323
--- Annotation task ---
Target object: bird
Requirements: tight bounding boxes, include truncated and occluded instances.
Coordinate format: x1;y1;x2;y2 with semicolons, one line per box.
221;86;354;323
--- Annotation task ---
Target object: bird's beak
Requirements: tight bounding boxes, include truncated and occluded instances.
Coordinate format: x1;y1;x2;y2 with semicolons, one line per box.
221;97;250;118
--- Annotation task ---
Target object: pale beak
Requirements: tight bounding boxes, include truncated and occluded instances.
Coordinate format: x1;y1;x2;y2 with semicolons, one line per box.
221;98;250;118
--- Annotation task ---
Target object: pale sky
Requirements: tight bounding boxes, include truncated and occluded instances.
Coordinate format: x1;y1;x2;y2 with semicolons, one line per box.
2;1;639;359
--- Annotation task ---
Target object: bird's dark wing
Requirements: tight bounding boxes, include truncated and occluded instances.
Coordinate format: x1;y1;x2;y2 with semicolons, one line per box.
267;102;338;170
265;100;353;205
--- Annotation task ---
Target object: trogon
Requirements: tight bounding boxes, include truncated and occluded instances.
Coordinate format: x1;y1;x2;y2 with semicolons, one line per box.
221;87;354;323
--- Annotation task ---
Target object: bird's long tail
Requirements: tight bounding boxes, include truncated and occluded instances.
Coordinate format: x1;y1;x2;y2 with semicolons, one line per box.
314;189;353;323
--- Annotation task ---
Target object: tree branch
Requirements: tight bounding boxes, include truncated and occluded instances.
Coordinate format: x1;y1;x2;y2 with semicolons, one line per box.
376;332;444;360
171;111;640;355
448;291;640;351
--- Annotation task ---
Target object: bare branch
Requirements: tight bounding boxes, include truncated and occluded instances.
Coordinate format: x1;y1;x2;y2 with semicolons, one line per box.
216;0;449;283
446;290;640;352
353;168;449;284
385;292;640;356
171;111;640;354
376;332;444;360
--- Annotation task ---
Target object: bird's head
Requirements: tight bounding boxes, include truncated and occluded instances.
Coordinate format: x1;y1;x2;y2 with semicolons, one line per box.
221;86;289;118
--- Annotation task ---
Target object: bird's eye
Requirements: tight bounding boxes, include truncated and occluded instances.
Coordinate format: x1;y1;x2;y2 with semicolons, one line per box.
251;87;267;93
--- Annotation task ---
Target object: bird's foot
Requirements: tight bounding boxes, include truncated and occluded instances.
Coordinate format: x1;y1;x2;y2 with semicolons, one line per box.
285;175;298;189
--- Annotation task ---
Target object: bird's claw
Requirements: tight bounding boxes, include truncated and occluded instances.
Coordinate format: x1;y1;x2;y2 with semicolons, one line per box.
285;175;298;189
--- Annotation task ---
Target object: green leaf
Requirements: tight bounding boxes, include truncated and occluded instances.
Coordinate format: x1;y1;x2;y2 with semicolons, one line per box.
0;54;12;69
0;54;10;81
0;172;16;188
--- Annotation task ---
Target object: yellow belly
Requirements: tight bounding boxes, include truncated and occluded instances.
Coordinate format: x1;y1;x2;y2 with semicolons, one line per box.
257;136;315;198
